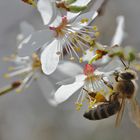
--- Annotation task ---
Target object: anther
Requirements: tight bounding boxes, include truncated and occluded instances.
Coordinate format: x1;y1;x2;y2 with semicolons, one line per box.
56;51;62;55
79;58;83;63
92;26;98;31
70;57;75;61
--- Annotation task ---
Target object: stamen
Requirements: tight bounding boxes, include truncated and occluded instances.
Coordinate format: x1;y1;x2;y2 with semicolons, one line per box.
63;38;75;60
92;26;98;31
75;90;85;111
88;99;96;109
3;54;16;62
8;65;27;71
51;16;99;63
73;37;87;53
66;27;95;44
16;72;33;93
59;40;64;60
95;32;100;37
56;43;62;56
4;66;32;78
80;18;89;23
0;81;21;96
64;34;80;60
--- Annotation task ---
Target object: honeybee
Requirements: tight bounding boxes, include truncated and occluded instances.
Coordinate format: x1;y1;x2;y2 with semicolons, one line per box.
113;69;140;127
83;93;120;120
84;69;140;128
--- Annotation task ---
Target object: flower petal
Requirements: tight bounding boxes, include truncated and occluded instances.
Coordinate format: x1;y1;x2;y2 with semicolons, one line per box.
18;28;55;56
56;74;86;85
66;0;91;20
37;0;57;25
54;80;84;104
82;49;95;62
71;10;98;25
41;39;60;75
20;21;34;38
72;0;91;6
57;61;83;77
98;57;123;72
111;16;126;46
87;0;105;13
36;72;57;106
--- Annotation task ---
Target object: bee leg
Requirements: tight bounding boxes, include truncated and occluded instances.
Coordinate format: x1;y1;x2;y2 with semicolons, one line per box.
82;88;88;93
109;92;119;102
101;76;114;90
115;75;119;82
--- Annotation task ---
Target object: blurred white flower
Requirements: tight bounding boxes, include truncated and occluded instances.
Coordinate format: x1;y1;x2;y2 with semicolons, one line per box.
3;53;42;93
111;16;126;46
2;53;84;106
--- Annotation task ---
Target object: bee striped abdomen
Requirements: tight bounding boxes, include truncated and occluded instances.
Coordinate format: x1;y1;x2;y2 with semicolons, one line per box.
83;101;120;120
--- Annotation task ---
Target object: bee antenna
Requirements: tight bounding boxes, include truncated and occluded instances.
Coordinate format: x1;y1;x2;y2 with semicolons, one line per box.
119;58;129;70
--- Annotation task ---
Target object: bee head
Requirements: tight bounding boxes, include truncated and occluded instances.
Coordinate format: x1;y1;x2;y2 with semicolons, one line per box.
120;70;137;80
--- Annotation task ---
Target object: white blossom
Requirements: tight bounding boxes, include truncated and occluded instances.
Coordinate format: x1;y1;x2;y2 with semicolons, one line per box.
18;11;99;75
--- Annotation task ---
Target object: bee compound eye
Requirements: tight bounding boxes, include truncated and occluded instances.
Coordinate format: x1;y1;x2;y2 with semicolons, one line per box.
120;72;135;80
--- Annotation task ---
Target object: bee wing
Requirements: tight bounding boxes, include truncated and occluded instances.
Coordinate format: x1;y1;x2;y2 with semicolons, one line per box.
129;98;140;128
115;98;125;127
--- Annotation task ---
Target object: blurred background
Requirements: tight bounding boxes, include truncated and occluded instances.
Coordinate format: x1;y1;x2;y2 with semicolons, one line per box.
0;0;140;140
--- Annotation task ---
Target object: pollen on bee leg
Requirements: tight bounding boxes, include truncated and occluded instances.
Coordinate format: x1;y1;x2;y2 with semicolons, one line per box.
95;91;106;102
